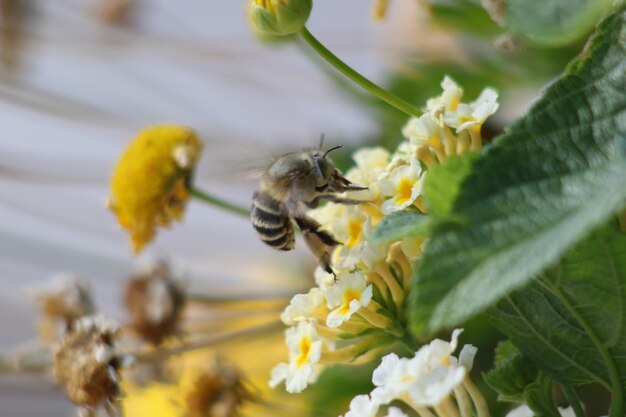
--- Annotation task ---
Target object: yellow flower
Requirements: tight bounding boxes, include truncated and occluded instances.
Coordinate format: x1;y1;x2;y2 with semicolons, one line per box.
108;125;203;253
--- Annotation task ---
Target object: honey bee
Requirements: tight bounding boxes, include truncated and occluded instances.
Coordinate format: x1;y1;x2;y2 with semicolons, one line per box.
251;143;366;274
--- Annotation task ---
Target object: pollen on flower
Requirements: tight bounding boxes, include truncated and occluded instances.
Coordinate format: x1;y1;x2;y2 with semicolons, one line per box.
108;125;203;253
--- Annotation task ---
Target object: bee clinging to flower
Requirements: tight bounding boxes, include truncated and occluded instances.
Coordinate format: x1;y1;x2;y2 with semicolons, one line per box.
251;139;367;274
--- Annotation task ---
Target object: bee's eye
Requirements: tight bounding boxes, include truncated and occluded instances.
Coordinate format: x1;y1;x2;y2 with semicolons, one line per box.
312;155;329;180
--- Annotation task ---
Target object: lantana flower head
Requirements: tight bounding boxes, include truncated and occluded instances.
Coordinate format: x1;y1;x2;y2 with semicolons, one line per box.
108;125;203;253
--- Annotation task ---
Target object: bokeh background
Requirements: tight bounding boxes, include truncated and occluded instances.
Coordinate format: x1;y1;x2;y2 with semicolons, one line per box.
0;1;579;415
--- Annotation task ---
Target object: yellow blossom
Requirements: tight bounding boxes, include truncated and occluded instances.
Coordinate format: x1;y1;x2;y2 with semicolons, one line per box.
108;125;203;253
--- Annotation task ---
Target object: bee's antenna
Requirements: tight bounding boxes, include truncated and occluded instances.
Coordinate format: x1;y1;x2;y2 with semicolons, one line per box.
318;133;325;150
323;144;342;158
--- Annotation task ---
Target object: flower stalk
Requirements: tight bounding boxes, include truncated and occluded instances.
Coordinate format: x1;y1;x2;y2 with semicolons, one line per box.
191;188;250;218
298;26;422;118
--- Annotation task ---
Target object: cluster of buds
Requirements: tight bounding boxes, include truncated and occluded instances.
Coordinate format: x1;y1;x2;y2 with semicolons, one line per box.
53;315;134;417
270;76;499;393
341;330;487;417
124;260;186;346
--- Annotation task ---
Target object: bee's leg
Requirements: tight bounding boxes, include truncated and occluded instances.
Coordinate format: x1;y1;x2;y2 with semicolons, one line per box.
294;215;339;275
330;173;368;192
307;194;366;207
315;183;329;192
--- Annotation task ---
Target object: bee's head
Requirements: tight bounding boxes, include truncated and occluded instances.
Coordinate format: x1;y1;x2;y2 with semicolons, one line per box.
311;144;342;181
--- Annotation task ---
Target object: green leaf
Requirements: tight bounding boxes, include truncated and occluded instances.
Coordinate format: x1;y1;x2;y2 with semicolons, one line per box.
489;222;626;412
370;211;432;245
483;341;538;402
423;154;476;216
409;7;626;336
507;0;615;46
524;374;561;417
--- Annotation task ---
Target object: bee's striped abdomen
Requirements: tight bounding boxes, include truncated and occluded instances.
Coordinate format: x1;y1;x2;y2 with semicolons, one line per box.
251;191;295;251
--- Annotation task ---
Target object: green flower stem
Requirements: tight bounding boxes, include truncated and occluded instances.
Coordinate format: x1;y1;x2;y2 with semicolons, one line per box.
560;385;585;417
191;188;250;218
299;26;422;118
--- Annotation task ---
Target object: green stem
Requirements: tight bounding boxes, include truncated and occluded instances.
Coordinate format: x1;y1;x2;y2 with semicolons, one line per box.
191;188;250;218
299;26;422;118
560;385;586;417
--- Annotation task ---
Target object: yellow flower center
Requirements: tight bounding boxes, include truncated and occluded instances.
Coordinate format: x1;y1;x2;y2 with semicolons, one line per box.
296;336;311;368
340;289;360;315
459;115;476;124
449;96;461;111
255;0;279;13
346;219;363;248
395;178;414;205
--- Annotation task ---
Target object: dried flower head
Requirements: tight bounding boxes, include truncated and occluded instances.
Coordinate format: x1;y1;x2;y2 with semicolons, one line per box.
30;273;95;339
108;125;203;253
53;315;133;417
123;358;255;417
185;361;254;417
124;260;186;346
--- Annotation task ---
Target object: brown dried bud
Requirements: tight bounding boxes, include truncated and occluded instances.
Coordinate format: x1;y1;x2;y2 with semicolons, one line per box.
30;273;95;339
186;361;254;417
53;316;133;417
97;0;134;25
124;260;186;345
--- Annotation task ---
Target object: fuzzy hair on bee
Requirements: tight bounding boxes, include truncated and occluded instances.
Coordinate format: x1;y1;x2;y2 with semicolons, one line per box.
251;141;366;275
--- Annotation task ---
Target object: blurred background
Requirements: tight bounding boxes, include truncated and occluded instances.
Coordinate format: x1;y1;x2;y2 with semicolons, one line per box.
0;0;583;415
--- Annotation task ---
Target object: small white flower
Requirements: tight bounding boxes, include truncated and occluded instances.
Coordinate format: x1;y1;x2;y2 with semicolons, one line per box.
280;288;327;325
331;208;374;270
342;394;380;417
444;88;499;132
384;407;409;417
314;267;336;291
402;114;442;148
379;161;423;214
505;405;576;417
405;329;470;407
347;146;391;200
269;321;323;393
426;76;464;123
458;344;477;371
371;353;423;404
325;273;373;328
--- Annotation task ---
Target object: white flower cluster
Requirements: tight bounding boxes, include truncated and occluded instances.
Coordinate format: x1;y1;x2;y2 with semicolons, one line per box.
270;77;499;395
341;330;481;417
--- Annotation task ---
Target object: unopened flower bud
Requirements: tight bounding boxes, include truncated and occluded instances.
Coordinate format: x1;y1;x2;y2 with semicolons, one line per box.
249;0;312;37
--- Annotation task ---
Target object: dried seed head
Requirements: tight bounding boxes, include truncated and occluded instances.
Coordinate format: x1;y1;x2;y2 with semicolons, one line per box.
30;273;95;338
124;260;186;345
185;361;255;417
53;315;133;415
